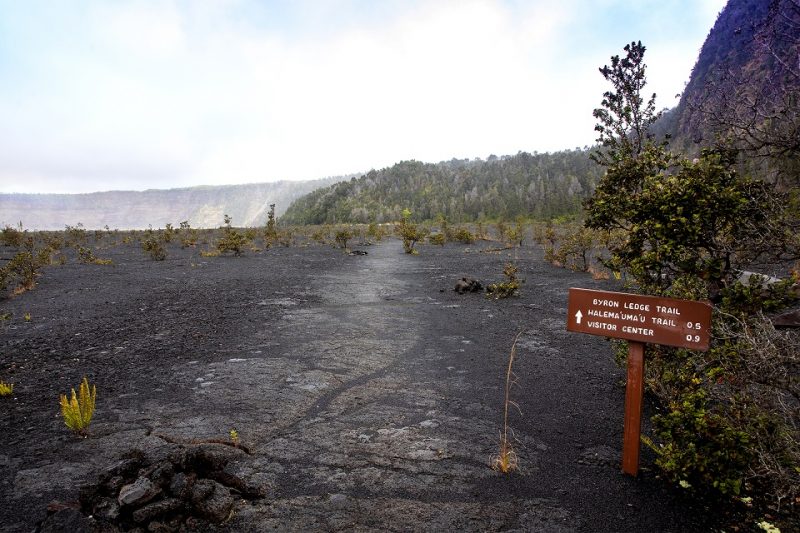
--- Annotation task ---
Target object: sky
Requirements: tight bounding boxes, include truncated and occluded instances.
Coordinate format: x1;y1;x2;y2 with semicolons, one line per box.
0;0;728;195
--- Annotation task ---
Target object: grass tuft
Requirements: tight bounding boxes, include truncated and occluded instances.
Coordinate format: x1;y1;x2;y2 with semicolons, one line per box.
492;330;524;474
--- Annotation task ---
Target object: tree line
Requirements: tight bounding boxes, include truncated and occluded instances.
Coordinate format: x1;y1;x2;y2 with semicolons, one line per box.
281;150;603;225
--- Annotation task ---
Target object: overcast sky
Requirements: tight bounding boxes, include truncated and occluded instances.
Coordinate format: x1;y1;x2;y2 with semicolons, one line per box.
0;0;727;195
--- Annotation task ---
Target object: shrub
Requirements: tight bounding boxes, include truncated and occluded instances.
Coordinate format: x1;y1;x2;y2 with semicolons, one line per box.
311;225;331;245
475;221;487;240
367;222;386;242
76;245;112;265
502;219;526;247
397;209;426;254
2;237;51;294
216;215;250;256
334;227;353;249
0;381;13;396
428;233;446;246
60;377;96;436
486;263;521;299
1;224;24;247
547;223;597;272
141;232;167;261
451;227;475;244
264;204;278;243
177;221;196;248
65;223;87;246
278;229;294;247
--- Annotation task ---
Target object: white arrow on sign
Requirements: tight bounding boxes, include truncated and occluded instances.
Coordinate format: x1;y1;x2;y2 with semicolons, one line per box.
575;310;583;324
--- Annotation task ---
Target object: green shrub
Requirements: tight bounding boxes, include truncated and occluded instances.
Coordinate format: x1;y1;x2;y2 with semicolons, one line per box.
428;233;446;246
544;223;598;272
64;223;87;246
141;232;167;261
264;204;278;243
311;226;331;245
74;244;112;265
452;227;475;244
2;237;51;294
486;263;520;299
216;215;250;256
1;224;24;247
334;227;353;249
179;221;198;248
396;209;426;254
367;222;385;241
162;223;176;243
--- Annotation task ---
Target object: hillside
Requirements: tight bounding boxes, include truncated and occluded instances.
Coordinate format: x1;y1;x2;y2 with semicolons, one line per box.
0;177;347;230
667;0;799;176
281;150;601;225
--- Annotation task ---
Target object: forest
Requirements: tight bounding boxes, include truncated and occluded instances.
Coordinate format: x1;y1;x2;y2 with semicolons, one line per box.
280;149;602;225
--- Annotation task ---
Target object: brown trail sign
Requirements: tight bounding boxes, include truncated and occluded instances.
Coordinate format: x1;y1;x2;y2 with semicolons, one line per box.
566;288;712;476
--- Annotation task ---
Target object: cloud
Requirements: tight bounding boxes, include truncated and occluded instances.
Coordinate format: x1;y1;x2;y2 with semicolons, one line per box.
0;0;724;194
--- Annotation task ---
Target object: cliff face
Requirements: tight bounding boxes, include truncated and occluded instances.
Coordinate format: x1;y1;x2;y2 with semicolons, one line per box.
670;0;799;154
0;178;345;230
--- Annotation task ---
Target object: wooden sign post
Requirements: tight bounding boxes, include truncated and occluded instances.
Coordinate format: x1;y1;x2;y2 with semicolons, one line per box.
566;288;712;476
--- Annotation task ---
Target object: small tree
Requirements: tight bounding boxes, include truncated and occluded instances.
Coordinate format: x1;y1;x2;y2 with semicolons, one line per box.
265;204;278;244
217;215;250;256
179;220;198;248
141;227;167;261
334;227;353;249
397;209;425;254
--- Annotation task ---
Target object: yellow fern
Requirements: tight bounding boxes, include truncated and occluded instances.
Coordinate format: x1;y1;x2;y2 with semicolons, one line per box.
59;377;96;435
0;381;13;396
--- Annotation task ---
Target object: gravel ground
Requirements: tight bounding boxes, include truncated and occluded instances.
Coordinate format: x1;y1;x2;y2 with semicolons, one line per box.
0;237;724;531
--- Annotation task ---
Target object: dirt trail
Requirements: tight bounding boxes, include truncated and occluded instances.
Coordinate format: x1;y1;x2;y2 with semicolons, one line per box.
0;239;716;531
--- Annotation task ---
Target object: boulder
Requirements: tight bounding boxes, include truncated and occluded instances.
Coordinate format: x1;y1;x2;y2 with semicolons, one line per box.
131;498;182;524
772;308;800;328
38;508;91;533
118;477;161;507
191;480;234;523
454;277;483;294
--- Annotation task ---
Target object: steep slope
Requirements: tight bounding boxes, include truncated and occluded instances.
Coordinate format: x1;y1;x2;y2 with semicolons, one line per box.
668;0;799;163
0;177;347;230
282;150;601;224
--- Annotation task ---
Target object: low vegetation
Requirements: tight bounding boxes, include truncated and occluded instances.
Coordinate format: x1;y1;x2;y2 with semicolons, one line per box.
0;381;13;396
486;263;521;299
141;229;168;261
59;377;97;436
216;215;251;256
397;209;426;254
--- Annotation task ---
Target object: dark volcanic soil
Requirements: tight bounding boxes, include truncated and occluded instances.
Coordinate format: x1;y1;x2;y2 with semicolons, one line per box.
1;238;722;531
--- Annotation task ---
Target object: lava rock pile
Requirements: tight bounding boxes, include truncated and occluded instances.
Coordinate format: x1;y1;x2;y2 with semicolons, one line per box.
38;440;266;532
